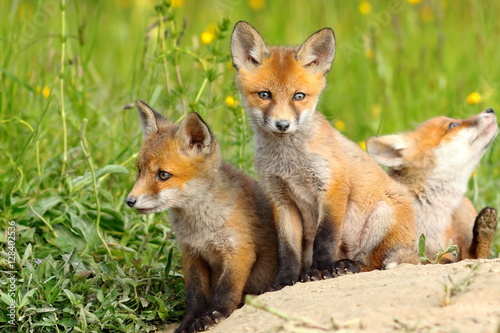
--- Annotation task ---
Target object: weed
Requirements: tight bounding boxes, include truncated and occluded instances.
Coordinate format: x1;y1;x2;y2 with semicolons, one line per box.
418;234;459;264
438;262;481;307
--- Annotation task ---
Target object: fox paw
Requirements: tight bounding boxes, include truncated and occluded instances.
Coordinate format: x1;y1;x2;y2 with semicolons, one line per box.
261;280;296;293
475;207;498;236
301;260;360;282
300;269;322;282
331;259;361;276
262;274;298;292
190;311;226;332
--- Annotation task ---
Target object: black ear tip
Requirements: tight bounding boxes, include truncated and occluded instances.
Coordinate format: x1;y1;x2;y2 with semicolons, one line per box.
186;111;202;120
233;20;258;34
135;99;151;110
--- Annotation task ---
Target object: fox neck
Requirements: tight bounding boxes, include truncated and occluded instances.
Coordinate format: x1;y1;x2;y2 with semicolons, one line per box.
391;167;467;209
391;166;468;252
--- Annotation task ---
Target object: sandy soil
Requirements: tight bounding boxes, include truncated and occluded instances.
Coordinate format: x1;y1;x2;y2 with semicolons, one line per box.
163;259;500;333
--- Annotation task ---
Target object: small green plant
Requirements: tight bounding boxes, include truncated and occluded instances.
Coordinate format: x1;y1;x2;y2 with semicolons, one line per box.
418;234;459;264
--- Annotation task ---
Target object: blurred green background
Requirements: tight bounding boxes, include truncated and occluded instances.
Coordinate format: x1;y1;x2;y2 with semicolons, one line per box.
1;0;499;331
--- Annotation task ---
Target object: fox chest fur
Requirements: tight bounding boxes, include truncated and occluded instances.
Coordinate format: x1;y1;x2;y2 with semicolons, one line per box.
170;202;238;262
254;128;330;212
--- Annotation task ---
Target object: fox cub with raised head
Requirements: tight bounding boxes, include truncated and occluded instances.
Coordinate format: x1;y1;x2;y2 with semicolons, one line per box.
367;109;498;263
126;100;278;332
231;21;419;288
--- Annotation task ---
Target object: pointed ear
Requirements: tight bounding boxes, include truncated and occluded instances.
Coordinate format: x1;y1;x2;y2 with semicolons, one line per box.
296;28;336;74
231;21;270;70
366;135;408;169
135;100;165;138
177;112;214;155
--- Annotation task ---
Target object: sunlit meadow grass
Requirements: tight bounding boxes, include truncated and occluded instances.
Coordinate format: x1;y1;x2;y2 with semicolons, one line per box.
1;0;499;331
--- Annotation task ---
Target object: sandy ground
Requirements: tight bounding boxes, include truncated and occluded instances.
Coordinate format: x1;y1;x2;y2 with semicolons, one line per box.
163;259;500;333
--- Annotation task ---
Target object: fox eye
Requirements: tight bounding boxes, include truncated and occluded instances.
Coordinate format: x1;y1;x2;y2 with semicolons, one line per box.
293;92;306;101
258;91;271;100
158;171;172;181
448;122;459;129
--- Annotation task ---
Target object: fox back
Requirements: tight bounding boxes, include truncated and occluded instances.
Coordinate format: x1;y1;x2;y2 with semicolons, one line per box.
367;109;498;259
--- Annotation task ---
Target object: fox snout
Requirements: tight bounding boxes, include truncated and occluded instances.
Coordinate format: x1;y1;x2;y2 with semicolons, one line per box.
475;107;496;127
275;119;290;132
125;196;137;208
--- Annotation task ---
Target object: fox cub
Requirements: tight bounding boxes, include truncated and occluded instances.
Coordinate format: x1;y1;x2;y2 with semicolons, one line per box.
126;100;278;332
231;21;419;288
367;109;498;263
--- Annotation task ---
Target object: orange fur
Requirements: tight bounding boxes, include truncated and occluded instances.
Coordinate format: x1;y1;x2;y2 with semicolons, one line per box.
231;22;419;286
127;102;278;332
367;110;498;263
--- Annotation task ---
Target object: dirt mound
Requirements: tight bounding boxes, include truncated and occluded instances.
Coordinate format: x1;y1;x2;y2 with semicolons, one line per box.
164;259;500;333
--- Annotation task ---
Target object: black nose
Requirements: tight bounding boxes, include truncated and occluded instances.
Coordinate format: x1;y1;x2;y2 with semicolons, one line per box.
485;108;495;114
275;120;290;132
126;196;136;207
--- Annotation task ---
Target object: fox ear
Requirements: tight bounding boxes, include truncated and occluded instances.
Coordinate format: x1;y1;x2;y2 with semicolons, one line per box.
366;135;408;169
296;28;336;74
231;21;269;70
177;112;214;155
136;99;165;138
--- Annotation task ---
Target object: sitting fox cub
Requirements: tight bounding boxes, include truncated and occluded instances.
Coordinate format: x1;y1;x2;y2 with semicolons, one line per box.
231;21;420;288
367;109;498;262
126;101;277;332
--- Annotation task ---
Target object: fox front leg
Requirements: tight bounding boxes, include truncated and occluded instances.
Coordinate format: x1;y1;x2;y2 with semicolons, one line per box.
189;248;256;332
269;200;305;290
174;253;210;333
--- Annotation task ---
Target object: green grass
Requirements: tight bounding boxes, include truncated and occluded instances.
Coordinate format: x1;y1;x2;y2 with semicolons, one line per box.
1;0;499;331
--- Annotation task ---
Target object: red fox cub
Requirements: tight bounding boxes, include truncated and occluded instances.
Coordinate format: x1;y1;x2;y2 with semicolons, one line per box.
230;21;419;288
126;100;278;332
367;109;498;263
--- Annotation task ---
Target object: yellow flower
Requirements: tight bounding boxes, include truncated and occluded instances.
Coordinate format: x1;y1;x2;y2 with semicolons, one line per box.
171;0;184;7
248;0;264;10
419;6;434;22
466;92;481;105
365;49;375;59
36;86;51;99
334;120;346;132
359;1;372;15
42;87;51;99
359;140;367;151
472;169;477;178
201;31;214;45
407;0;422;4
225;96;237;107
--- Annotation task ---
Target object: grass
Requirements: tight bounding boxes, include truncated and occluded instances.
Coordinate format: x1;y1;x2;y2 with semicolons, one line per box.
1;0;499;331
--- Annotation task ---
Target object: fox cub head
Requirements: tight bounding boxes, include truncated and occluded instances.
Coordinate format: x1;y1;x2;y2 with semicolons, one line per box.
231;21;335;135
126;100;220;214
367;109;498;184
